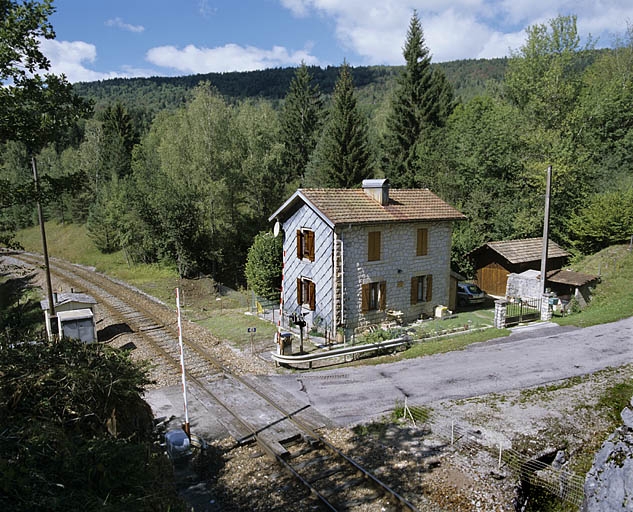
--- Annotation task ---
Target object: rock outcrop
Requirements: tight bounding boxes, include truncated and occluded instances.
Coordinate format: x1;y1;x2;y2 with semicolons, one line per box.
582;399;633;511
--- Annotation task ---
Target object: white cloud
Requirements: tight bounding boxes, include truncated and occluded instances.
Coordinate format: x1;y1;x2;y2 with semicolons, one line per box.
198;0;218;18
146;43;320;73
105;17;145;33
278;0;633;64
40;39;128;83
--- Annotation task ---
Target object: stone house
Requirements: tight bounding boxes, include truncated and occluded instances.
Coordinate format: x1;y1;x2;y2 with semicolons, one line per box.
268;179;466;337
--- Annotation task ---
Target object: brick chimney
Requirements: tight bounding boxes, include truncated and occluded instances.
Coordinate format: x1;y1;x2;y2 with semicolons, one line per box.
362;179;389;206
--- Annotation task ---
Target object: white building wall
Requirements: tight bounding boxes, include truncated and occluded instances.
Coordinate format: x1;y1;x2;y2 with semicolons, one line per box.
281;204;334;333
340;221;453;330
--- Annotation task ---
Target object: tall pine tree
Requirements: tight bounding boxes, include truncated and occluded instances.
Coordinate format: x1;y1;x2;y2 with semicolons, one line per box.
382;10;453;188
278;63;323;185
306;62;371;188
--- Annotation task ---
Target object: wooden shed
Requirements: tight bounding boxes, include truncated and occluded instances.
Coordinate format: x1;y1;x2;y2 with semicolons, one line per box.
467;238;570;296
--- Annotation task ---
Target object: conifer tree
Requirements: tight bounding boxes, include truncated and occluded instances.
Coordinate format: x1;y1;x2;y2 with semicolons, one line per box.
306;62;371;188
382;10;453;188
279;62;323;184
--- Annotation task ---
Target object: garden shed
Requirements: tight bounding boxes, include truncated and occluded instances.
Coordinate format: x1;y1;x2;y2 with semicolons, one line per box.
467;238;570;296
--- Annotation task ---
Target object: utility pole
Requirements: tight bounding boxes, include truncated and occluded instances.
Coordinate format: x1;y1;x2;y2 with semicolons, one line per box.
32;155;56;328
540;165;552;295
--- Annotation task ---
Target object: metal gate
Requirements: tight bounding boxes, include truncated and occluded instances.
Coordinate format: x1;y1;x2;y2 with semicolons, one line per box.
505;297;541;327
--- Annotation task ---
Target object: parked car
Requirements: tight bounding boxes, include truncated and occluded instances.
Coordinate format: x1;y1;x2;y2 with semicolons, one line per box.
457;282;486;306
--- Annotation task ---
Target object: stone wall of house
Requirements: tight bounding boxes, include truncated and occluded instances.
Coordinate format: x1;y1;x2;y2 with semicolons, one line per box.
340;221;453;331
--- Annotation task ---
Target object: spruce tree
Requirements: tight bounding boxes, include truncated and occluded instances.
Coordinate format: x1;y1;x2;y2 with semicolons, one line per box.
279;63;323;184
306;62;371;188
382;10;453;188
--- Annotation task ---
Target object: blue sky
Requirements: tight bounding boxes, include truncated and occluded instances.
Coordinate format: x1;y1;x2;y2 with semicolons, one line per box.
42;0;633;83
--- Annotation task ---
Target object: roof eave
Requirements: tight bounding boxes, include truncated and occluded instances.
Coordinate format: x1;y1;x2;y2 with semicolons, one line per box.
268;190;335;229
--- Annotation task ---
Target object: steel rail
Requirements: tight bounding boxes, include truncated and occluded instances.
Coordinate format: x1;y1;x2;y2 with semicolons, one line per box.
10;251;419;511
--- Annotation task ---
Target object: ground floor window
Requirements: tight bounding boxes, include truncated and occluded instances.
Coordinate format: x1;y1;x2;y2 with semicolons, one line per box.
297;278;316;310
362;281;386;312
411;275;433;304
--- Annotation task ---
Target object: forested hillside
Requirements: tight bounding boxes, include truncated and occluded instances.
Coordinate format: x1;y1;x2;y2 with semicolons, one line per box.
2;11;632;291
72;58;509;116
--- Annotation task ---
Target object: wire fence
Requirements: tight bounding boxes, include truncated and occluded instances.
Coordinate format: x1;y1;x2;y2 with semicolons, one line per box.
400;400;586;508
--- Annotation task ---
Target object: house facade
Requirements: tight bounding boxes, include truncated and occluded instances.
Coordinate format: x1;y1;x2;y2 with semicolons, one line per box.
269;180;466;338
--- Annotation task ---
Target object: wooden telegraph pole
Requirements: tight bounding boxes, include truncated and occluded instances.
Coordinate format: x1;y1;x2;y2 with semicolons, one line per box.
32;155;56;333
540;165;552;295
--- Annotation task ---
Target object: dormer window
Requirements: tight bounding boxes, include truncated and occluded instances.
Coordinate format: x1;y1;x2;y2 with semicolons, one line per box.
296;229;315;261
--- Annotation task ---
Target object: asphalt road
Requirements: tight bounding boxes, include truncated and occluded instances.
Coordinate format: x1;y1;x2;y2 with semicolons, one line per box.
259;317;633;426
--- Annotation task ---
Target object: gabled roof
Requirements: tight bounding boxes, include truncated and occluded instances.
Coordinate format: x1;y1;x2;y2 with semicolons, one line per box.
40;292;97;311
468;238;570;264
269;188;466;227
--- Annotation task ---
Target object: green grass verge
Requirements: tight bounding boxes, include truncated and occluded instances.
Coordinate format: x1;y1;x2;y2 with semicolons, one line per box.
195;310;278;350
554;245;633;327
15;222;180;303
352;327;510;366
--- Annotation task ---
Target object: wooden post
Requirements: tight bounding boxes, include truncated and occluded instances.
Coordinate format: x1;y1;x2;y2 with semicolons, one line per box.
540;165;552;295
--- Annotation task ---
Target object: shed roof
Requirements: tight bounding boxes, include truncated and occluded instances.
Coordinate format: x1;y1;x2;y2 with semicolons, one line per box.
468;238;570;265
546;269;599;287
40;292;97;311
269;188;466;227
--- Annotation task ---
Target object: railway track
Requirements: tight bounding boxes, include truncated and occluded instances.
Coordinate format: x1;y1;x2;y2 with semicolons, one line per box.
9;251;420;511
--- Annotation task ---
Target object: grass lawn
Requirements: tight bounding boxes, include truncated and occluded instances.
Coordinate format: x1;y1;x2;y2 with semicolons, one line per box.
553;245;633;327
196;310;278;350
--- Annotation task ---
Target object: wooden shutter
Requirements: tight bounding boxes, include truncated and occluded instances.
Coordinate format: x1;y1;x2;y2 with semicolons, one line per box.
308;281;316;310
368;231;381;261
297;278;303;305
361;283;370;313
305;230;315;262
426;275;433;302
417;228;428;256
296;230;302;259
379;281;387;310
410;276;418;305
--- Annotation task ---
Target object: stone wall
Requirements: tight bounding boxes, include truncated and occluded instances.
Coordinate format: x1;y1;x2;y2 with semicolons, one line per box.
340;221;453;330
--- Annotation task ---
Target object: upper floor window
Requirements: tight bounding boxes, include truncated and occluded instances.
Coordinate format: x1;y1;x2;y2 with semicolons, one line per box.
368;231;381;261
416;228;428;256
296;229;315;262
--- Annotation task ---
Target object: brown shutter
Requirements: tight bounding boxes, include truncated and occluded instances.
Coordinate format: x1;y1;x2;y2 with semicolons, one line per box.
426;275;433;302
305;230;315;262
296;230;302;259
368;231;381;261
410;276;418;305
308;281;316;310
297;278;303;305
417;228;428;256
361;283;370;313
379;281;387;310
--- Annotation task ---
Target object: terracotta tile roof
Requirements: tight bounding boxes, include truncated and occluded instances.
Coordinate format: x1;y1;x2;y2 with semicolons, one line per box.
482;238;570;264
298;188;466;225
